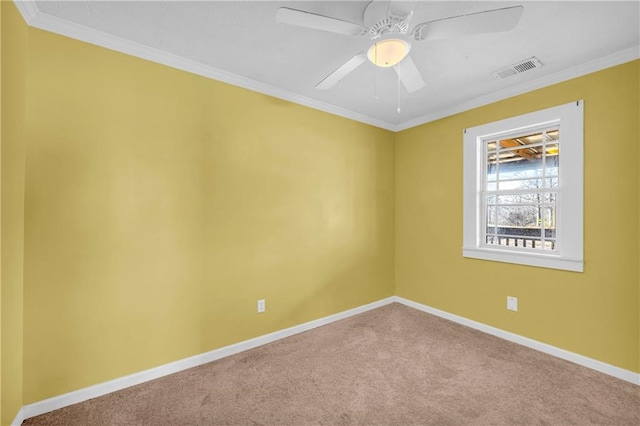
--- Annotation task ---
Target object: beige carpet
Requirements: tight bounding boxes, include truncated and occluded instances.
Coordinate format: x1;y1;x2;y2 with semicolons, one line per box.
24;303;640;425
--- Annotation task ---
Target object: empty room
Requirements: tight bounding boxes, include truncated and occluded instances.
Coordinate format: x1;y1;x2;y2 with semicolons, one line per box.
1;0;639;424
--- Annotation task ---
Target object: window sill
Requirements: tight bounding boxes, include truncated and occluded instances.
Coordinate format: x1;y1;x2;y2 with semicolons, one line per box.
463;247;583;272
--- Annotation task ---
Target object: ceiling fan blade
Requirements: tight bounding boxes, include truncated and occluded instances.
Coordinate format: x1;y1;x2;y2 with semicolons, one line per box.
394;56;425;93
316;53;367;90
276;7;367;36
412;6;524;41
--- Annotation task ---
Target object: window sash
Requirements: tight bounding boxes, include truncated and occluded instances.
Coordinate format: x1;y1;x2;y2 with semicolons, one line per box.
480;127;560;253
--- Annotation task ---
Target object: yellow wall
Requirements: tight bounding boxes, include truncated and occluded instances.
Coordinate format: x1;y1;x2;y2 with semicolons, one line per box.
0;2;638;420
396;60;640;373
21;27;395;403
1;1;27;424
0;2;27;424
1;2;2;417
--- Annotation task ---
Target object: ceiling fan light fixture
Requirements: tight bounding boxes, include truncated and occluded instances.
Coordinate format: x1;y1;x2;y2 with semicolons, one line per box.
367;38;410;67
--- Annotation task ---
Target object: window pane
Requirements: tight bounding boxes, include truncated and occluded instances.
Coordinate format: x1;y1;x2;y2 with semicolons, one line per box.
545;193;557;204
543;205;557;233
498;178;544;191
485;205;496;227
495;193;556;205
497;157;544;176
545;147;559;176
497;205;539;228
486;141;498;151
496;194;521;204
486;161;497;181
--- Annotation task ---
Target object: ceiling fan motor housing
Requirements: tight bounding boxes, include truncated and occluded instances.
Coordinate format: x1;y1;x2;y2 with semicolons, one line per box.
368;12;412;40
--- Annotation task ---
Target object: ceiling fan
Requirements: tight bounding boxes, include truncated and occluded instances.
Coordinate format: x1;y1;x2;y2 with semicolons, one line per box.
276;1;524;93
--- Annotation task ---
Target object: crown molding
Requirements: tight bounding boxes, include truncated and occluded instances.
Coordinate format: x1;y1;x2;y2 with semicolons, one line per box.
11;0;397;132
394;46;640;131
12;1;640;133
12;0;38;25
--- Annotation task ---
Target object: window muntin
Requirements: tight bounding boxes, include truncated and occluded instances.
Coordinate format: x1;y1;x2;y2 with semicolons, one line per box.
482;128;559;252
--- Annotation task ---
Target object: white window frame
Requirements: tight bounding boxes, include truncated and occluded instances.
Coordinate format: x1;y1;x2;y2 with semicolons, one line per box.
463;101;584;272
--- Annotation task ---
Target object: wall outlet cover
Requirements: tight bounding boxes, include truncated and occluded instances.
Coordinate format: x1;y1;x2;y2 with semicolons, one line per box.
507;296;518;312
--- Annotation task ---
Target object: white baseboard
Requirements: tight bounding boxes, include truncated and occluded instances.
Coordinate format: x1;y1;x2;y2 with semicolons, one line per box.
393;296;640;386
21;297;395;421
11;407;24;426
16;295;640;423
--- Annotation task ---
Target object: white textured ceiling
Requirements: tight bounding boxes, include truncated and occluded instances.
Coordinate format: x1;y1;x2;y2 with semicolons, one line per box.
20;1;640;130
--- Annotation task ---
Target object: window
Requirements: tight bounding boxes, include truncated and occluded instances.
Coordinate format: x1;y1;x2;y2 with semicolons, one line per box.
484;127;559;251
463;101;583;272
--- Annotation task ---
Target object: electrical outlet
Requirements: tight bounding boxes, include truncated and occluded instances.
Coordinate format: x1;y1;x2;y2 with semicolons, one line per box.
257;299;265;313
507;296;518;312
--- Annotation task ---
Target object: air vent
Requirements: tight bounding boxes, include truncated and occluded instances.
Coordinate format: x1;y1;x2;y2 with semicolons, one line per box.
493;57;543;79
